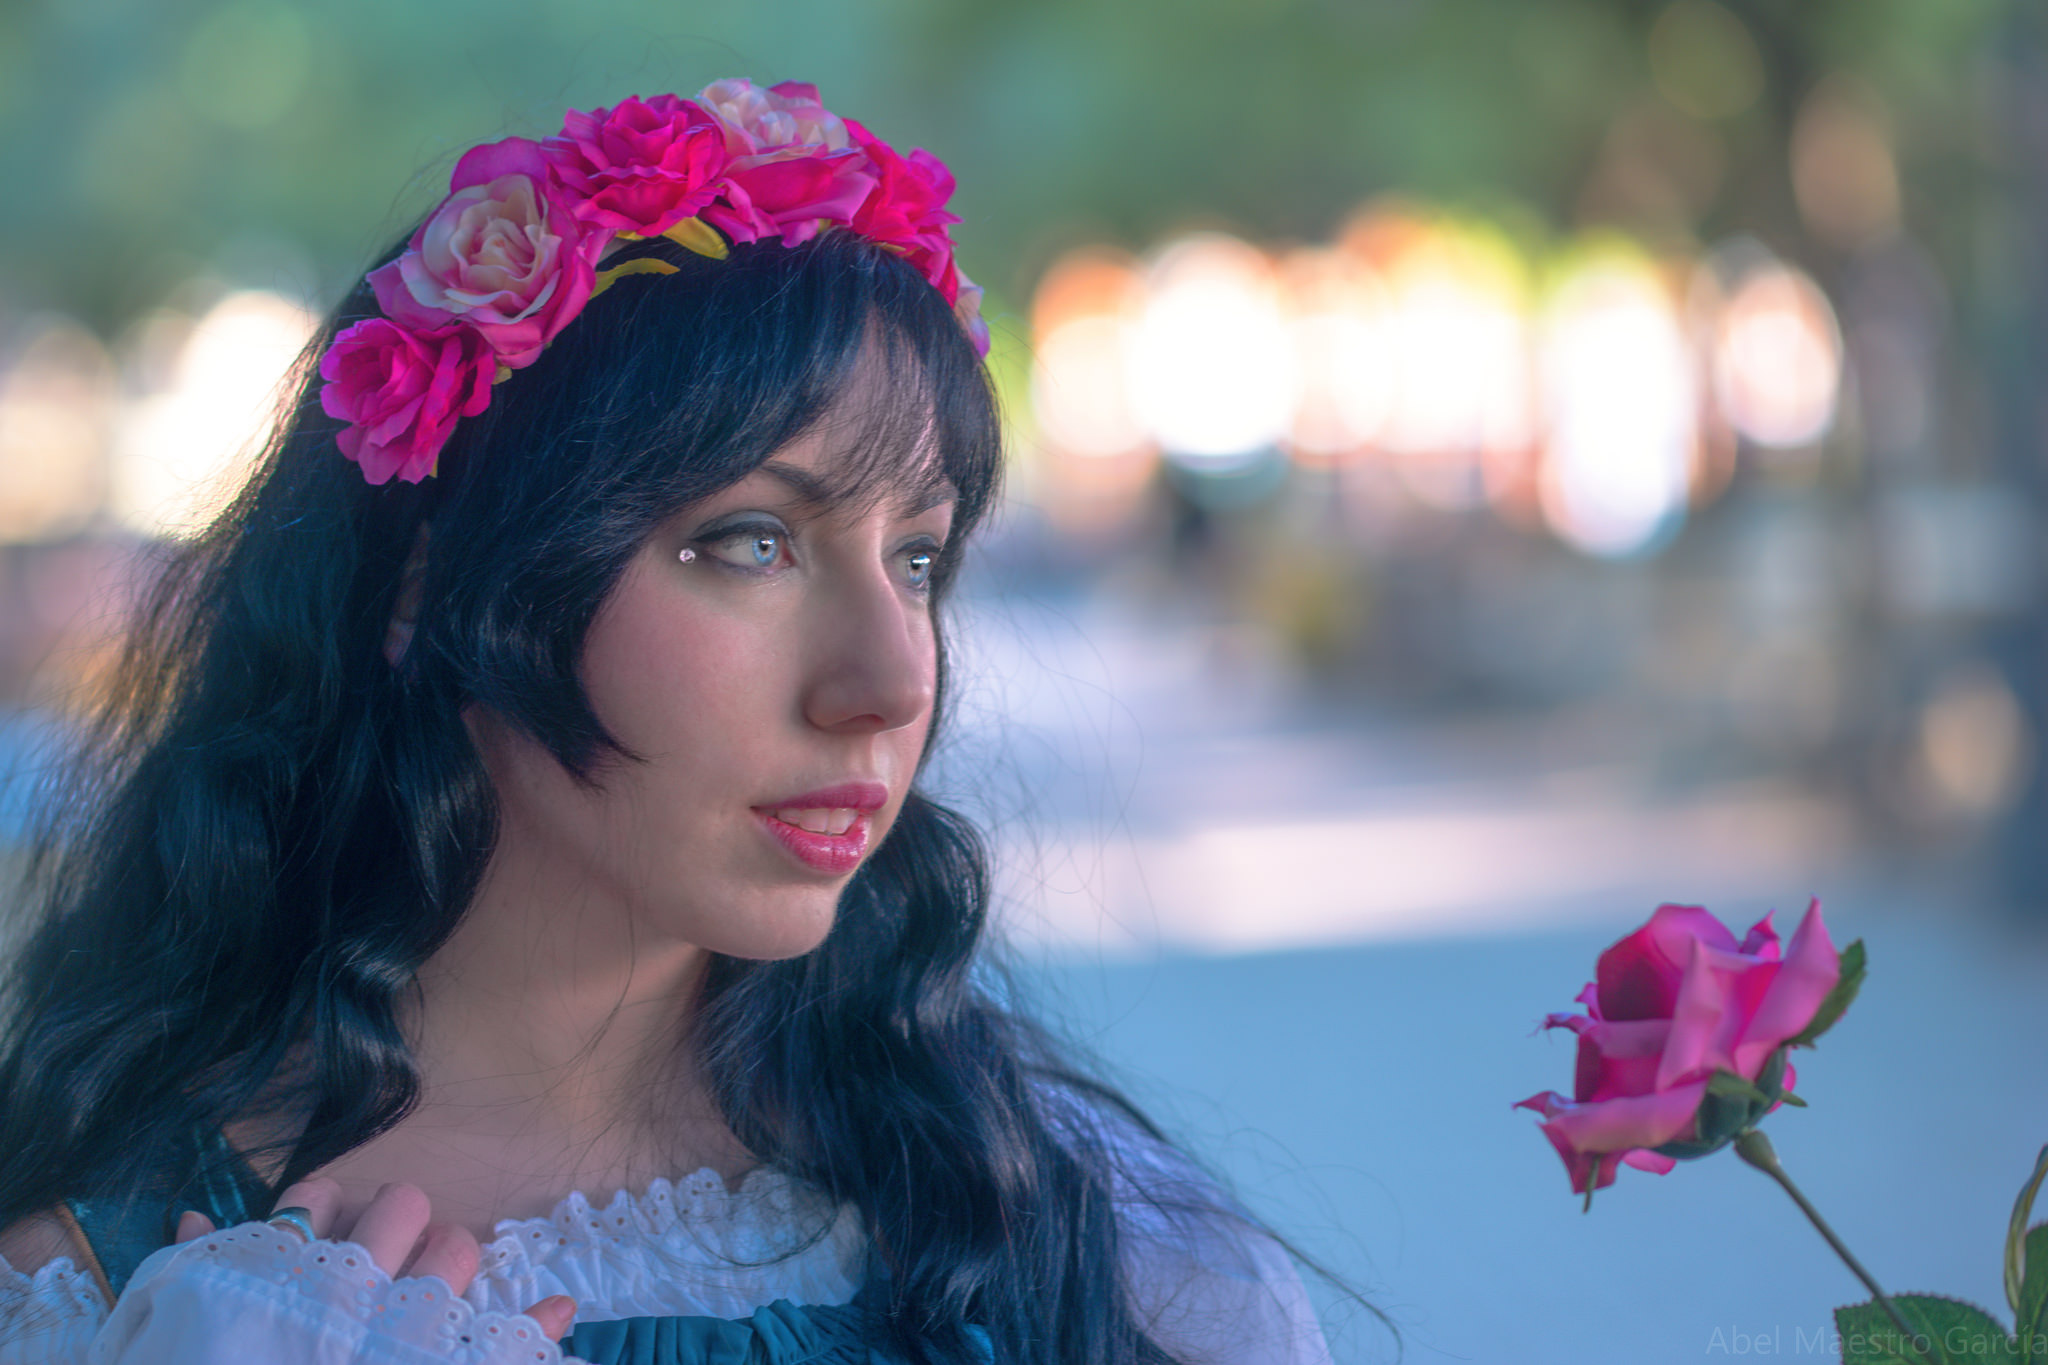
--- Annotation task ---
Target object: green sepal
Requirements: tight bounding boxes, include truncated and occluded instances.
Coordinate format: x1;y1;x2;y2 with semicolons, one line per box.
1836;1294;2015;1363
1791;939;1866;1047
1707;1068;1774;1107
2013;1223;2048;1364
1651;1050;1795;1161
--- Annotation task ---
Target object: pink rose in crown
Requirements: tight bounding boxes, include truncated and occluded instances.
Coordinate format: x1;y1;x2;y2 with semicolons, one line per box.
697;78;850;154
694;79;875;247
542;95;733;237
845;120;962;300
318;319;495;485
1516;901;1843;1199
368;137;603;369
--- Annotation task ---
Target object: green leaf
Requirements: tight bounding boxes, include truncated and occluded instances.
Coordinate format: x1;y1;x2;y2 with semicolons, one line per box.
1792;939;1867;1047
2015;1224;2048;1364
1836;1295;2015;1363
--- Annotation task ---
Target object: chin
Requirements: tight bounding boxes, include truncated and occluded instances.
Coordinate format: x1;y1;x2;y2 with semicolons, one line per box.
695;890;840;962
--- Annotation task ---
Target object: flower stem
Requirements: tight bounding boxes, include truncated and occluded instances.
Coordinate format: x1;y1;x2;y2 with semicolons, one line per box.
1733;1131;1943;1365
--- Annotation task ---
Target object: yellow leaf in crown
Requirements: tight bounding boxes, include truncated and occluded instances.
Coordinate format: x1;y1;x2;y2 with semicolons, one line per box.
662;217;730;260
590;257;682;300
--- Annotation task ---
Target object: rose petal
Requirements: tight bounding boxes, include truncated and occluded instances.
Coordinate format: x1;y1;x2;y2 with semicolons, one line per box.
1621;1148;1678;1174
1596;904;1740;1021
1738;911;1782;959
1654;938;1777;1090
1574;1018;1670;1103
1540;1079;1708;1156
1732;900;1839;1076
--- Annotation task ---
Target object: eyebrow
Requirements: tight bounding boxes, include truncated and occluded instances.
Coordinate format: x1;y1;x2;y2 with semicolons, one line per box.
755;460;957;518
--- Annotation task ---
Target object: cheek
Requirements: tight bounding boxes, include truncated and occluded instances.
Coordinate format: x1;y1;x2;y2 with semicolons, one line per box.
579;582;793;768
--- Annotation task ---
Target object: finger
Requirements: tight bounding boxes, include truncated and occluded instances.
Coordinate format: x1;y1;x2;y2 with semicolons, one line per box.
523;1295;578;1342
345;1182;434;1277
174;1210;215;1243
269;1177;344;1239
405;1222;480;1296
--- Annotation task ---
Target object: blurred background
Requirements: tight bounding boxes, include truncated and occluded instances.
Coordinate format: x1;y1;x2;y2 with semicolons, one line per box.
1;1;2045;1361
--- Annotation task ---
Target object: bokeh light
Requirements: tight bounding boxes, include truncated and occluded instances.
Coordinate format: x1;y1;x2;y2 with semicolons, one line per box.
1537;252;1697;557
1126;234;1299;469
1711;260;1842;452
0;318;116;543
1363;215;1533;510
1280;248;1395;463
112;289;317;538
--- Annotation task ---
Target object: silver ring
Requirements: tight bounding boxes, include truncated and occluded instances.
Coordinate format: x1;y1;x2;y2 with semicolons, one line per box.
266;1206;317;1242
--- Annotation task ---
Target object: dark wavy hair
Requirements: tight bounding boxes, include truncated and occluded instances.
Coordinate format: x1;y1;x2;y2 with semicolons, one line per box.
0;226;1325;1364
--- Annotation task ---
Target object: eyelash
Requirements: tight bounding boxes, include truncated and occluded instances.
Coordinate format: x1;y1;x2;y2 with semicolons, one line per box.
692;520;944;592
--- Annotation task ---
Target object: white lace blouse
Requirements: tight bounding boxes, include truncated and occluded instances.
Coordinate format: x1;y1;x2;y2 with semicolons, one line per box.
0;1160;1333;1365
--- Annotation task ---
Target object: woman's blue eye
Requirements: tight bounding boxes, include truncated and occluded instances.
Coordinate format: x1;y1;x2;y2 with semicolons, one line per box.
904;549;935;589
698;524;792;572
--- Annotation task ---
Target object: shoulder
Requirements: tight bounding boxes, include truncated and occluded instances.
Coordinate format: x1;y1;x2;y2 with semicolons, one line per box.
0;1210;109;1355
0;1215;77;1280
1031;1078;1334;1365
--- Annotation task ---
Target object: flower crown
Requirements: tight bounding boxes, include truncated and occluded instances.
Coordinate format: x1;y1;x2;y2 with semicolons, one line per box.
317;79;988;485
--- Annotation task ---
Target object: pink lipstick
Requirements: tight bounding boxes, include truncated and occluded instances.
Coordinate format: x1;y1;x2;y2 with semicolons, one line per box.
752;781;888;876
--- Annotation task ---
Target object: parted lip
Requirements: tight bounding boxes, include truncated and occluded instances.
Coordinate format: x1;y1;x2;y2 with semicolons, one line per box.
753;781;888;813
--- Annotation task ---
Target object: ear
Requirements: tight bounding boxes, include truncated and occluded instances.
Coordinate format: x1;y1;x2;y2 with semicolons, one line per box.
384;524;431;668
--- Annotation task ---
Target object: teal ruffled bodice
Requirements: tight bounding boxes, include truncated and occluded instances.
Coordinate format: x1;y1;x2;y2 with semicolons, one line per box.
563;1294;994;1365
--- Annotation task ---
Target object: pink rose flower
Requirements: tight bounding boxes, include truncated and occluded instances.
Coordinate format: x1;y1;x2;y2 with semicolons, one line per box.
318;319;495;485
696;78;849;155
844;119;962;300
542;95;733;237
1516;900;1841;1197
693;79;874;247
368;137;603;370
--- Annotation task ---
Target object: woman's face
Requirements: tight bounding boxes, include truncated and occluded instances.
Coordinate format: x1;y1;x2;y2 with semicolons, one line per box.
470;388;956;962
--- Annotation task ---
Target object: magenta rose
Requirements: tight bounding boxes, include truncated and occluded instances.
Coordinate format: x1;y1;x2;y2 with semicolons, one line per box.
368;137;603;370
318;319;495;485
542;95;732;237
1516;900;1842;1197
845;119;962;300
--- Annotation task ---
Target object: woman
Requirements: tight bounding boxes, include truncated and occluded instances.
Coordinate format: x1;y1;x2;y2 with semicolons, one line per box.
0;81;1337;1363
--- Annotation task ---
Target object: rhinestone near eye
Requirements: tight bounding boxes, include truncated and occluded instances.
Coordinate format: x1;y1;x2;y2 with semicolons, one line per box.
678;547;697;563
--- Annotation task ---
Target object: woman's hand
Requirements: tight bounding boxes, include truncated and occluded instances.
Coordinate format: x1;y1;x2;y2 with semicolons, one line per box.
174;1178;578;1342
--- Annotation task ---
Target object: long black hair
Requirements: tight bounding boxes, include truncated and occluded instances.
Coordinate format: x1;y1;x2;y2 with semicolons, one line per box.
0;227;1324;1364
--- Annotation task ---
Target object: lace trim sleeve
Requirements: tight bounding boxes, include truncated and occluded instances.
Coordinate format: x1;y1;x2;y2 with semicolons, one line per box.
89;1225;578;1365
0;1254;107;1365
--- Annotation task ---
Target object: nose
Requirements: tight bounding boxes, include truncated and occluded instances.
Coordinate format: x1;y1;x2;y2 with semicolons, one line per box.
799;569;935;736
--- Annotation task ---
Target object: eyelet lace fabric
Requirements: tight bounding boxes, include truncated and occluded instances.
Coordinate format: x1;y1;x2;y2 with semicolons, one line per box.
466;1168;866;1320
0;1168;866;1365
0;1139;1333;1364
0;1258;104;1364
94;1224;569;1364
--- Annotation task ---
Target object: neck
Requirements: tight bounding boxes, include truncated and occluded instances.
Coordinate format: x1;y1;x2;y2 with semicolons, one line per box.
404;820;746;1176
285;815;759;1232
